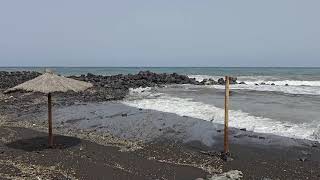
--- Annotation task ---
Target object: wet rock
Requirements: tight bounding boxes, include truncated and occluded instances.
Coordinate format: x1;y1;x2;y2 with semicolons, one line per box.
229;77;238;84
216;77;238;85
239;82;246;85
121;113;128;117
271;83;275;86
218;78;225;85
285;84;289;86
260;82;266;85
201;78;217;85
240;128;246;131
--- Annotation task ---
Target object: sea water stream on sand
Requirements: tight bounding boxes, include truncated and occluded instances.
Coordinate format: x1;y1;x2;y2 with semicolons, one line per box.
52;101;314;148
123;85;320;143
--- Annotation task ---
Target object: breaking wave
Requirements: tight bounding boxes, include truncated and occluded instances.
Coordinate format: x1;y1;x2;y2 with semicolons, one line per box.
124;88;320;142
188;75;320;95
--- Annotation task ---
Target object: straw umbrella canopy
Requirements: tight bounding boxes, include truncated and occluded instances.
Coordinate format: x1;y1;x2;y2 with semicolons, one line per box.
6;69;93;147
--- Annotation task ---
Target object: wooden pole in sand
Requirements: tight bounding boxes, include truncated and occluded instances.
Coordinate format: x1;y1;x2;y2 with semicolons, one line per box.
224;76;230;154
48;93;53;147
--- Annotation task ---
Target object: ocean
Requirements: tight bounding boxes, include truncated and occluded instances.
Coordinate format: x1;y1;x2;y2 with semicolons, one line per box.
2;67;320;142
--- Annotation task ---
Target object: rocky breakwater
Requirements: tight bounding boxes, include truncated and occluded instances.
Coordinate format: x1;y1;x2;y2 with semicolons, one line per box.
0;71;200;102
0;70;239;103
68;71;200;101
0;71;41;89
200;77;238;85
0;71;238;116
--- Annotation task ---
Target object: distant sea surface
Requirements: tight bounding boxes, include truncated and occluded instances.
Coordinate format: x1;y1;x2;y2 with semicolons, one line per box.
2;67;320;142
1;67;320;79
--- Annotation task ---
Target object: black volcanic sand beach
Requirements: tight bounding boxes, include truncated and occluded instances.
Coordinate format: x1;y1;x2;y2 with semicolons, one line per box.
0;124;320;180
1;71;320;179
222;143;320;179
202;137;320;180
0;126;216;180
1;104;320;180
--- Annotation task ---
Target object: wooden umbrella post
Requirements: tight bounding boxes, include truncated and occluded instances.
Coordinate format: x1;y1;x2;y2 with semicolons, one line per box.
48;93;53;147
224;76;230;154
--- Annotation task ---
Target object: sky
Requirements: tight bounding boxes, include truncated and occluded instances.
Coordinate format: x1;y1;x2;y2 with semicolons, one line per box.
0;0;319;67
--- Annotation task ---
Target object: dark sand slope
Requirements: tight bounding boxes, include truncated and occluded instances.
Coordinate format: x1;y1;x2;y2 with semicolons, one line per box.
222;143;320;180
1;100;320;179
1;116;320;180
0;127;213;180
1;126;320;180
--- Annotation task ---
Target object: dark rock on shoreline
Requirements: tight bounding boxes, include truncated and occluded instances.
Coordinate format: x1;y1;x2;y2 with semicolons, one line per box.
71;71;200;90
0;71;202;103
67;71;201;101
218;78;225;85
0;71;41;89
200;78;217;85
217;77;238;85
0;71;239;103
229;77;238;84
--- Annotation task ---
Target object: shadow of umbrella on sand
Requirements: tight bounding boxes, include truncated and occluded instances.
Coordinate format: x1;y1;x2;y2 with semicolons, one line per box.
6;135;81;152
5;69;93;147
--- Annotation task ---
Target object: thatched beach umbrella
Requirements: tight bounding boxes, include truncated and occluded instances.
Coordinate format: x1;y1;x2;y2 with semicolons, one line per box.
6;69;93;147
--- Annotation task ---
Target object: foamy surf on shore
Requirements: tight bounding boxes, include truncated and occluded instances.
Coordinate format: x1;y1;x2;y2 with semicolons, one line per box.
123;87;320;142
189;75;320;95
212;84;320;95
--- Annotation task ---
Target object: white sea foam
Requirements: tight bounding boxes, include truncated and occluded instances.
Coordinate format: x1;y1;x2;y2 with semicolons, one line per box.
123;89;320;142
188;75;221;82
212;84;320;95
188;75;280;82
127;87;163;99
244;80;320;87
188;75;320;95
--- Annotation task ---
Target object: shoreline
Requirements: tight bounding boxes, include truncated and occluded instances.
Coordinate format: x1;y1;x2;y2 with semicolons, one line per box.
1;71;320;179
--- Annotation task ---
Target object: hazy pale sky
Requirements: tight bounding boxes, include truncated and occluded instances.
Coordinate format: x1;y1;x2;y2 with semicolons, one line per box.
0;0;319;67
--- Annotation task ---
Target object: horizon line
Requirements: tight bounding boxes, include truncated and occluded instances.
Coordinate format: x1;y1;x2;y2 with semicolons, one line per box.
1;66;320;68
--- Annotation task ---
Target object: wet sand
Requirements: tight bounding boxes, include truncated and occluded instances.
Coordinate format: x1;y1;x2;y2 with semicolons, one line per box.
1;92;320;179
1;123;319;180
